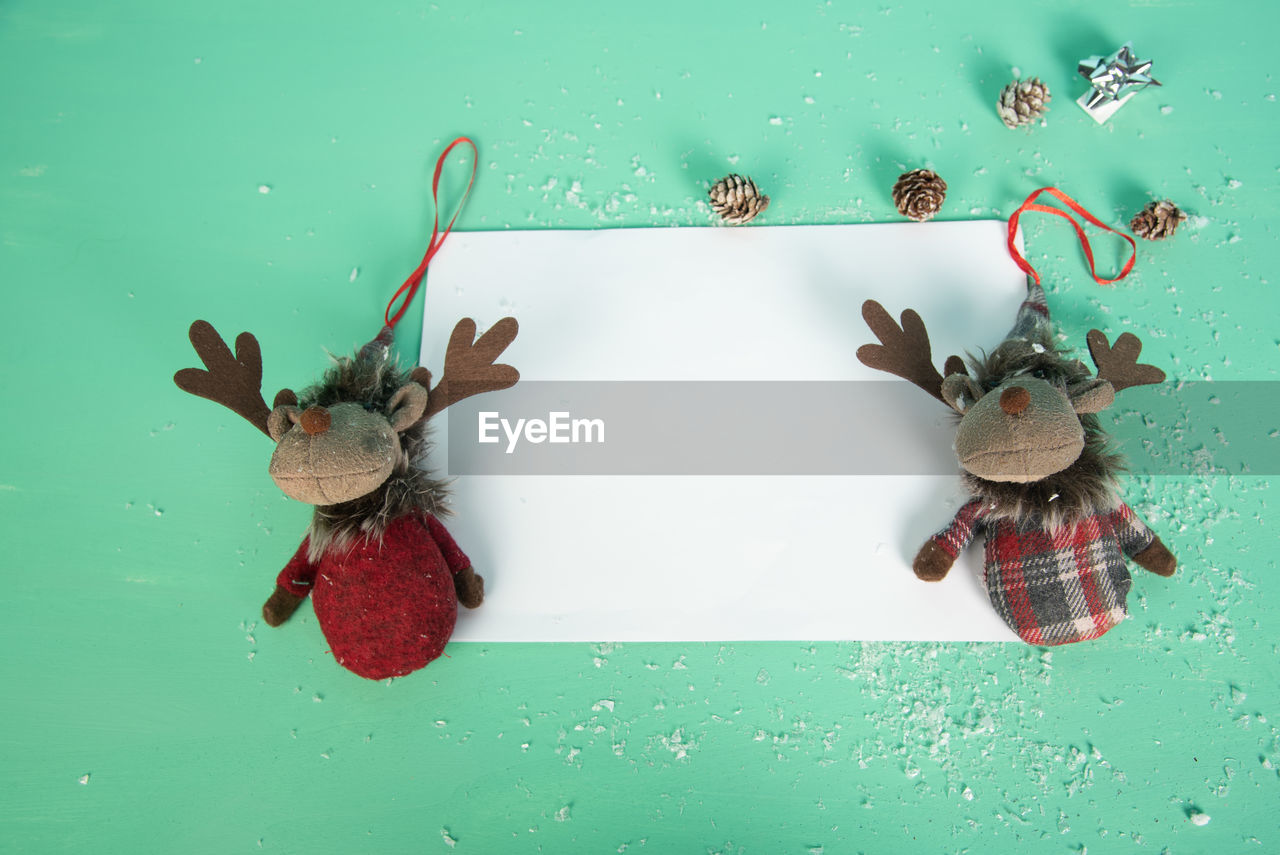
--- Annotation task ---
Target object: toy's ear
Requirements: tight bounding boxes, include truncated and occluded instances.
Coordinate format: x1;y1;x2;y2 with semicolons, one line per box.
387;383;429;432
940;373;983;414
267;404;302;442
1068;378;1115;414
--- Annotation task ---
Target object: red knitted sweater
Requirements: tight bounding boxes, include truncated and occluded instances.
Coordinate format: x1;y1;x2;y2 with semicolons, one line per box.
277;512;471;679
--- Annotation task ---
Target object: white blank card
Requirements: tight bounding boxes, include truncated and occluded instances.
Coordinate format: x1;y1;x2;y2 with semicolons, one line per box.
420;222;1029;642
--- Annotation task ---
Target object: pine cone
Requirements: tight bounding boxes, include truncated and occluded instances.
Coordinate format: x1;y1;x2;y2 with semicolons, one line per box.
709;174;769;225
892;169;947;222
1129;200;1187;241
997;77;1051;129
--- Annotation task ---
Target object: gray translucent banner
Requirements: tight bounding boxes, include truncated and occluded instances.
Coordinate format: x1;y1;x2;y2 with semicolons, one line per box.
446;382;1279;476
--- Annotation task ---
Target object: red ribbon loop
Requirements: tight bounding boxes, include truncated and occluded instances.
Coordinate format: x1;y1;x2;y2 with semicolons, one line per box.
384;136;479;328
1006;187;1136;286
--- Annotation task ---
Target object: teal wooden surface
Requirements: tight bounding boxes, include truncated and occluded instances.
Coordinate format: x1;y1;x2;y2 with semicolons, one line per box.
2;1;1277;852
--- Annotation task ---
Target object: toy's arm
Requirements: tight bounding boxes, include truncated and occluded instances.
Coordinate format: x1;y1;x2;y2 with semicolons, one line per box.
263;539;318;626
913;499;986;581
422;514;484;609
1113;503;1176;577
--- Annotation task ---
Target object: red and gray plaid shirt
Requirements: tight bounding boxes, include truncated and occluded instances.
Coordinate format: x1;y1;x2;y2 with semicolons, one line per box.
931;499;1157;646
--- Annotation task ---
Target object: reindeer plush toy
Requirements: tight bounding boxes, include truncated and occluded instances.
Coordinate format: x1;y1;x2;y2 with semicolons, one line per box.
858;280;1175;645
175;318;518;678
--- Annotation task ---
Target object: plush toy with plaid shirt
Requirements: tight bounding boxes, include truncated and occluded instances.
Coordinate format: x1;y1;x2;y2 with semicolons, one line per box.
857;277;1176;646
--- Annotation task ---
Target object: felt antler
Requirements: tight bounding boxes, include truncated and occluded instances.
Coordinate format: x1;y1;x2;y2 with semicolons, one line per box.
857;300;965;403
174;321;295;437
419;317;520;421
1086;330;1166;392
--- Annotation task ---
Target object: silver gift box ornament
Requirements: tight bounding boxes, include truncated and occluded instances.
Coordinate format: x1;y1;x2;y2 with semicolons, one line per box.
1077;42;1161;124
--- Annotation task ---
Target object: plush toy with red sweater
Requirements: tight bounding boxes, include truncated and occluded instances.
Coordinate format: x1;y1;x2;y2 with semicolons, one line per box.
175;318;518;678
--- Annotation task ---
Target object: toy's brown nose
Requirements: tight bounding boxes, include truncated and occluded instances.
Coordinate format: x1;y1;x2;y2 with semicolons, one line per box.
1000;386;1030;416
299;406;332;435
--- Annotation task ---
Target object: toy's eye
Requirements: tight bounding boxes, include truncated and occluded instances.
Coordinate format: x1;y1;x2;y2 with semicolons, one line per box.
1030;368;1049;380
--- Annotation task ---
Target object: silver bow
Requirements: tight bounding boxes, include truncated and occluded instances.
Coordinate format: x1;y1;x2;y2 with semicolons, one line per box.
1078;42;1160;109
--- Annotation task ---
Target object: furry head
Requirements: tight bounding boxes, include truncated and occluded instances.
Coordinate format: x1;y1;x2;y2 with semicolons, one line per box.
857;278;1162;528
